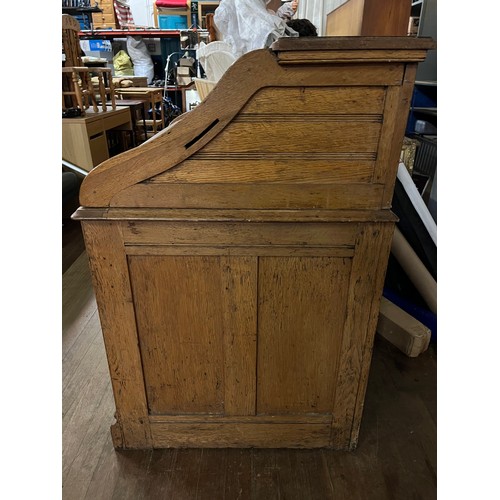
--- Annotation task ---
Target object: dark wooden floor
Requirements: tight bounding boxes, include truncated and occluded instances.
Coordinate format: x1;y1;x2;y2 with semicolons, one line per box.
62;224;437;500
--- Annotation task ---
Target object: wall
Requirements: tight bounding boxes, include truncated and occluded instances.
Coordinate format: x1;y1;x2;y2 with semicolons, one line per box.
297;0;348;35
129;0;155;27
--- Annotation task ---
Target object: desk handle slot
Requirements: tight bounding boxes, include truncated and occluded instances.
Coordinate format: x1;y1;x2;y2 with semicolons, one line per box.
185;119;219;149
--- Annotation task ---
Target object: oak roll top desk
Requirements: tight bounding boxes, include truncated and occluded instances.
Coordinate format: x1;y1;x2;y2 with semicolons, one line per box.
73;37;434;450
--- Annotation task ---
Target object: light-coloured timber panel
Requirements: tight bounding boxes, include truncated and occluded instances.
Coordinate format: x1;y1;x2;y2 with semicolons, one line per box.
150;422;331;448
78;39;433;207
125;246;355;258
74;207;399;223
80;221;152;448
240;87;386;115
330;222;395;449
377;64;419;206
220;256;258;416
148;159;375;184
326;0;364;35
121;221;360;247
110;183;385;210
128;256;227;415
148;414;332;424
201;121;381;154
257;256;351;414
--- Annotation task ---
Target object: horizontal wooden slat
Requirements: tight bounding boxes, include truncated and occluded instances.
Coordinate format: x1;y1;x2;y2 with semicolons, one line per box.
149;159;375;184
276;50;430;64
150;422;331;448
121;221;359;247
125;246;355;257
202;121;381;154
270;36;436;52
110;183;386;209
241;86;386;115
149;414;333;424
73;207;399;223
235;114;382;123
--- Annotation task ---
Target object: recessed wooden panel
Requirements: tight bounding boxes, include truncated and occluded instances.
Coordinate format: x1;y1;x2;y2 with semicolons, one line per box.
257;256;351;414
241;87;386;115
128;255;257;416
128;256;225;414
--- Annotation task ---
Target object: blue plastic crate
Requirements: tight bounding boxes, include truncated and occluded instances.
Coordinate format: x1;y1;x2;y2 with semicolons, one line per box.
159;15;188;30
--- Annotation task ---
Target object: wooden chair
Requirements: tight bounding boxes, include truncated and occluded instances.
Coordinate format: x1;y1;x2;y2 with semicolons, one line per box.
62;14;116;115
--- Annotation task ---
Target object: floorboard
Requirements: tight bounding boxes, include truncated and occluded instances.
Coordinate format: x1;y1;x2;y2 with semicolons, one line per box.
62;233;437;499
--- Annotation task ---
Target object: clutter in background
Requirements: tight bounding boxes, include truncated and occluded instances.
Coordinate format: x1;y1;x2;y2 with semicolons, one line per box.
214;0;298;59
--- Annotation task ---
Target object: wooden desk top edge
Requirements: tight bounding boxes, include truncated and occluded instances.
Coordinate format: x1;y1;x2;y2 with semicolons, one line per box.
271;36;436;52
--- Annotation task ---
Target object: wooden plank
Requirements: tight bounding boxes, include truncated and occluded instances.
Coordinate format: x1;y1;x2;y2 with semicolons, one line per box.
331;222;394;449
75;207;399;223
120;221;360;247
128;255;226;415
376;297;431;357
221;256;258;416
276;49;430;64
150;158;375;184
148;414;333;424
124;246;355;258
378;64;419;206
150;422;331;448
110;183;385;210
81;221;152;448
201;121;381;154
270;36;436;51
240;86;386;115
257;256;351;414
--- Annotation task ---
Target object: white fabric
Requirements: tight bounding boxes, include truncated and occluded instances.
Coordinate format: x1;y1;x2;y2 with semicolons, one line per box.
126;36;155;83
214;0;296;59
197;41;237;82
276;3;295;20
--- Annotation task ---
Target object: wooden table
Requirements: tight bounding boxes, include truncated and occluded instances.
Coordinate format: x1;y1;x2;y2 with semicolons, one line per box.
62;106;132;172
115;87;165;138
74;37;435;451
112;99;147;146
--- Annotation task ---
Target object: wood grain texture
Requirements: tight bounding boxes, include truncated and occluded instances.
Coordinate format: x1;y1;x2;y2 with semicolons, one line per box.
330;222;394;449
150;159;376;185
128;255;258;417
73;38;434;450
74;207;398;223
128;256;226;415
221;256;258;416
63;232;438;497
62;247;436;497
201;121;381;154
150;422;331;448
81;222;152;448
120;221;359;247
240;86;385;115
110;183;386;210
78;38;431;208
257;256;351;414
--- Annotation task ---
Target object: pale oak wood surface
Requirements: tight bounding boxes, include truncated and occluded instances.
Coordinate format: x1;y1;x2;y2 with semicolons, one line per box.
62;249;436;499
